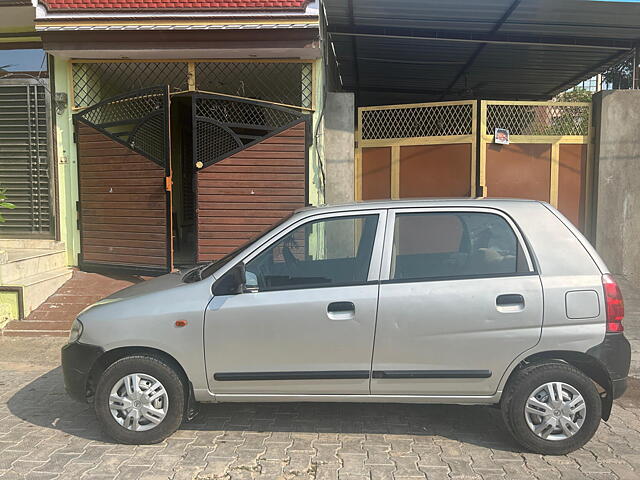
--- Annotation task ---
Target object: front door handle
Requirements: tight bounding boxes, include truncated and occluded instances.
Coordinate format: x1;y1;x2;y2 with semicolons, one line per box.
496;294;525;312
327;302;355;321
496;294;524;306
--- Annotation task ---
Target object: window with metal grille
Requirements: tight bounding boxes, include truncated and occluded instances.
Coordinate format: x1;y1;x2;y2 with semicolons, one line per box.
72;62;188;109
0;81;53;237
72;61;314;110
195;61;313;109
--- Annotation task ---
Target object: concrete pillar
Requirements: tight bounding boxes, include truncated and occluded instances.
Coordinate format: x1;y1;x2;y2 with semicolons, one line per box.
323;92;355;205
593;90;640;287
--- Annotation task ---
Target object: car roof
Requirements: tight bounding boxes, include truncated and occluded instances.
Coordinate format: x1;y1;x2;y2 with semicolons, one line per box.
295;198;545;216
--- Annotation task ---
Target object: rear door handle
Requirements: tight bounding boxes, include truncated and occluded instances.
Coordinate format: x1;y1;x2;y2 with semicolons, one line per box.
327;302;355;321
496;294;525;312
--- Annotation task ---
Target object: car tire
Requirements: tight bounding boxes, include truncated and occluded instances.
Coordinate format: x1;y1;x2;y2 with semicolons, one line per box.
94;355;185;444
501;362;602;455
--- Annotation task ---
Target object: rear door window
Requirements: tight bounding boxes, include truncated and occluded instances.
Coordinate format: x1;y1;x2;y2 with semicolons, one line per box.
390;211;531;281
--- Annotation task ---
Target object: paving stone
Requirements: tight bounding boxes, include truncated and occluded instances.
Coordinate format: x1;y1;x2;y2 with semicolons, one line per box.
33;452;80;474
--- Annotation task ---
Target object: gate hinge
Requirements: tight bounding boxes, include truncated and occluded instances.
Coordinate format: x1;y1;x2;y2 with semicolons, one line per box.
73;130;78;143
75;201;81;230
165;177;172;192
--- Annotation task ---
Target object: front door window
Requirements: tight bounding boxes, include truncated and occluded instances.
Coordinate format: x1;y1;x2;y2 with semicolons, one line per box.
245;215;379;291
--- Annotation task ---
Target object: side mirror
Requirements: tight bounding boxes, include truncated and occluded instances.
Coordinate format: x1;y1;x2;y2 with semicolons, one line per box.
212;263;246;296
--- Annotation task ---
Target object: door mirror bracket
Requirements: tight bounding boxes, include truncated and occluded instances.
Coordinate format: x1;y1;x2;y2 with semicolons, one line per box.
212;263;246;296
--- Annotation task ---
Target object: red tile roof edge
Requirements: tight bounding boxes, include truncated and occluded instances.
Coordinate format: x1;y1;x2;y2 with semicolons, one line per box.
42;0;311;11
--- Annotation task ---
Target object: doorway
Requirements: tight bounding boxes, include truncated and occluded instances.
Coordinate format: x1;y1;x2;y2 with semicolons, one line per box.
170;96;196;267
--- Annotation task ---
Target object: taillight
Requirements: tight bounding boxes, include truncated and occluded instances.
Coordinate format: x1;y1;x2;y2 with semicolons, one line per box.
602;274;624;332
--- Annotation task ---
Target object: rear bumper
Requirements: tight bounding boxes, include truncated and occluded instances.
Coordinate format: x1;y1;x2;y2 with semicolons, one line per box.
61;342;104;403
587;332;631;400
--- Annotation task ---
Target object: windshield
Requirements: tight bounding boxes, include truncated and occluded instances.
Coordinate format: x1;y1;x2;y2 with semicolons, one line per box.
183;212;295;283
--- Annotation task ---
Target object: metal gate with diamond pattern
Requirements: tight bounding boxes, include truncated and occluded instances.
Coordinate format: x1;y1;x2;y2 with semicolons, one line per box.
357;99;592;231
357;101;478;200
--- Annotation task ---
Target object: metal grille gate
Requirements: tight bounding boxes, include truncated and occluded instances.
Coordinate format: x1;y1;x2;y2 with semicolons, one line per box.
357;100;593;231
0;80;53;237
191;92;309;169
74;86;172;275
357;101;477;200
73;85;311;272
190;92;310;262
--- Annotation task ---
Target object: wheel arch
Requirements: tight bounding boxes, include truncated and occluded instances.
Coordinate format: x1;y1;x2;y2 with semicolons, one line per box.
86;346;191;401
504;350;613;421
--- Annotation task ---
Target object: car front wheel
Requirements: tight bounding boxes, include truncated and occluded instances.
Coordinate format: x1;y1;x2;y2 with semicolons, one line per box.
94;355;185;444
501;362;602;455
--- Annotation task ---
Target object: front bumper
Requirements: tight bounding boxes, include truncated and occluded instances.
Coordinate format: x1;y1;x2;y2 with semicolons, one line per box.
61;342;104;403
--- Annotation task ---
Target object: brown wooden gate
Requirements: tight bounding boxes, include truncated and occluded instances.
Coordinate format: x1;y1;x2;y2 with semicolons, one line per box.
190;93;309;262
480;101;592;231
74;87;172;275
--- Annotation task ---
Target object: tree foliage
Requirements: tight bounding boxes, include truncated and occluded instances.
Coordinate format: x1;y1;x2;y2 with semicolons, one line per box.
603;57;634;90
0;188;16;223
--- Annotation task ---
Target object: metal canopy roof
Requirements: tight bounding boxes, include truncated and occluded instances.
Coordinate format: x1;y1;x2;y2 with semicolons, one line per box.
324;0;640;105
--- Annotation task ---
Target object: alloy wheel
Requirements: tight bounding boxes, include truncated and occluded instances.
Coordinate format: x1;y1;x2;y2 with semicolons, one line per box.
524;381;586;441
109;373;169;431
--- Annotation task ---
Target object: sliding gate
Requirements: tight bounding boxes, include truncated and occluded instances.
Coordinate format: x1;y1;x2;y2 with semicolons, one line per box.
357;100;592;231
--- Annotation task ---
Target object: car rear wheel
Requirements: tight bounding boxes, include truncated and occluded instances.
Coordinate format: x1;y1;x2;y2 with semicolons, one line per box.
95;355;185;444
501;362;602;455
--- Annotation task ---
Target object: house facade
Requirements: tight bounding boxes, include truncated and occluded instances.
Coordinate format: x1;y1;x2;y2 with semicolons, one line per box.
38;0;324;275
1;0;327;323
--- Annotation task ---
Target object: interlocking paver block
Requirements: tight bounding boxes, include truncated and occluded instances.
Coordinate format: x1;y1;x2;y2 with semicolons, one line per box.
33;452;80;474
314;444;341;466
337;453;368;476
200;455;234;477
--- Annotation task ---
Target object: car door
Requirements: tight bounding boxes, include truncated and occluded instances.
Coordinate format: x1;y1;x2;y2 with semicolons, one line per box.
204;209;386;396
370;207;543;396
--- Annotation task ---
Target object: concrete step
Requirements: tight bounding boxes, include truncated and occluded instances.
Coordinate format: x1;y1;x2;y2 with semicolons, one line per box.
1;320;69;337
19;268;74;318
0;239;65;250
0;248;67;284
0;267;73;328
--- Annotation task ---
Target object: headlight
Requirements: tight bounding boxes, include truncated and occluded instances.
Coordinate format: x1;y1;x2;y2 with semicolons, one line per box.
68;319;84;343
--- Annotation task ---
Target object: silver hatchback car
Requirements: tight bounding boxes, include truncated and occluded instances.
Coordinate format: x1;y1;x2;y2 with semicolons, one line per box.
62;199;630;454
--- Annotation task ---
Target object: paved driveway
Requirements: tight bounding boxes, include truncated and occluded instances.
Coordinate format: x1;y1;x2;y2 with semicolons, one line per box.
1;337;640;480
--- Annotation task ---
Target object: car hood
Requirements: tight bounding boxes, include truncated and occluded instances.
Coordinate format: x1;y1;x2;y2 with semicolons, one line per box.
99;271;185;302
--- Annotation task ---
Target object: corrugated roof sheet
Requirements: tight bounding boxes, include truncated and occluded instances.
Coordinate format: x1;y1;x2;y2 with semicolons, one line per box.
325;0;640;105
43;0;310;10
